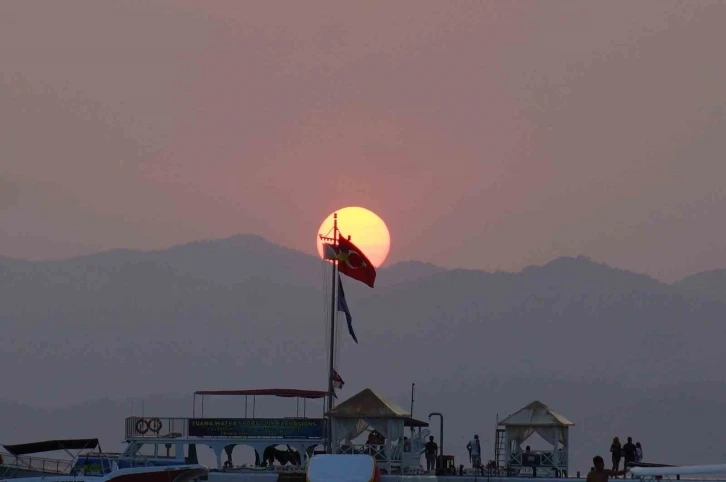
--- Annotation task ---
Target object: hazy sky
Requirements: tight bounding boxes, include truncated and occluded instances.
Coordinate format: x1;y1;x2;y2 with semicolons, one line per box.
2;0;725;282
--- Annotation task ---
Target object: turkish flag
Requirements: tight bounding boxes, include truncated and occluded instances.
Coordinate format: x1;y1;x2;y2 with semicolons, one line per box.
336;234;376;288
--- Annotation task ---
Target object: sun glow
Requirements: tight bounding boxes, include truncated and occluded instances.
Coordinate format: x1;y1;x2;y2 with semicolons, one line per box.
316;207;391;268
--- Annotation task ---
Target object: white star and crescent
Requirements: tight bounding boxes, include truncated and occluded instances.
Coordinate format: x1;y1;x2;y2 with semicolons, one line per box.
344;250;367;269
334;249;367;269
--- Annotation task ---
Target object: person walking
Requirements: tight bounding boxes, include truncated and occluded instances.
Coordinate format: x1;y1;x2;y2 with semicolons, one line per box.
622;437;636;471
425;436;438;473
467;435;482;468
610;437;622;476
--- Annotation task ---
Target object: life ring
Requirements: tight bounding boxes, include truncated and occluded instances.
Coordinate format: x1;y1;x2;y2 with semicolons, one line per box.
149;418;163;433
136;418;149;434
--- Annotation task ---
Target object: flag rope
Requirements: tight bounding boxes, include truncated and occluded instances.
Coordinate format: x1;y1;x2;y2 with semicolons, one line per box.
321;257;331;395
334;296;341;379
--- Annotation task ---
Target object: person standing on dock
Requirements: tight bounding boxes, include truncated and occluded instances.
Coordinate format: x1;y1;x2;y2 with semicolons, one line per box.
467;435;482;468
635;442;643;464
588;455;627;482
622;437;637;470
425;435;438;473
610;437;622;473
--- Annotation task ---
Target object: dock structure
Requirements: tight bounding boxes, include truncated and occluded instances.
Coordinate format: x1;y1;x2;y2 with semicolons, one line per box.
495;400;574;478
121;387;429;475
123;389;327;471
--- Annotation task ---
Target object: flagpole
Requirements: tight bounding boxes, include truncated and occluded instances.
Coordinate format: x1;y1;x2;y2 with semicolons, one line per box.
326;213;338;453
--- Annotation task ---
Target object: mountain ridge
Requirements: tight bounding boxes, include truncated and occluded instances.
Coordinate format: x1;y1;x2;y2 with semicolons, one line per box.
4;233;721;284
2;233;725;403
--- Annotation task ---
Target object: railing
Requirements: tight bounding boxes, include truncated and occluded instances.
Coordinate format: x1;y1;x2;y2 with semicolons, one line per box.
338;444;389;460
509;450;568;468
336;444;423;474
125;417;189;438
0;452;73;474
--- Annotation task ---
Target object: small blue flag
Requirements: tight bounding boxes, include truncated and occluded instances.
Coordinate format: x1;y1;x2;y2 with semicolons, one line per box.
337;277;358;343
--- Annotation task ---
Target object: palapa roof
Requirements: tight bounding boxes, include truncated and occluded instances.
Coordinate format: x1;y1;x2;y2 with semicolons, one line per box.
328;388;408;418
498;400;574;427
327;388;428;427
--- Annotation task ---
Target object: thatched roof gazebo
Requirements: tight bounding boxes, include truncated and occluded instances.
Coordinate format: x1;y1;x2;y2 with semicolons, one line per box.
327;388;428;473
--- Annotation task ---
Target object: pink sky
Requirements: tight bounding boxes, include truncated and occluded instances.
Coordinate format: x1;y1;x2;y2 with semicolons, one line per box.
1;0;725;281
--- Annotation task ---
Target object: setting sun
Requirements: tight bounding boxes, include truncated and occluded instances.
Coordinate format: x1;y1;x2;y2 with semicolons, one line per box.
316;207;391;268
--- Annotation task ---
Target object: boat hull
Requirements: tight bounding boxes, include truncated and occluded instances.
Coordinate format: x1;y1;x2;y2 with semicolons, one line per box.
0;464;209;482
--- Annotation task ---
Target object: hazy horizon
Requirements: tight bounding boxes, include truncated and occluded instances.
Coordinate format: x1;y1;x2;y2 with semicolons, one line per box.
1;232;724;284
3;0;726;282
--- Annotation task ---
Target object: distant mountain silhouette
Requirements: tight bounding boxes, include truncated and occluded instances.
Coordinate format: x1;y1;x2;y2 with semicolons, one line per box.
2;236;726;472
674;269;726;303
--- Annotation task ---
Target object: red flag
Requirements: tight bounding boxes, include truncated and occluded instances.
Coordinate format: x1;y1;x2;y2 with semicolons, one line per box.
332;369;345;390
336;234;376;288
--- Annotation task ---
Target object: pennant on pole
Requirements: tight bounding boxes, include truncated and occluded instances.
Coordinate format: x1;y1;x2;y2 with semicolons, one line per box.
337;277;358;343
332;369;345;390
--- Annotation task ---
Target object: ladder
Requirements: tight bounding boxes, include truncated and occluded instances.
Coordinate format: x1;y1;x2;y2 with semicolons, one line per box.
494;428;506;472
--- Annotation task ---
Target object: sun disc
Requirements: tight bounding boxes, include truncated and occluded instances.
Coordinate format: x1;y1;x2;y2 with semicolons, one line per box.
316;207;391;268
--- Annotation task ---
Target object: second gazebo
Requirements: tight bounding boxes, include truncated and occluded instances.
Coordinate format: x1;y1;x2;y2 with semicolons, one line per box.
496;400;574;477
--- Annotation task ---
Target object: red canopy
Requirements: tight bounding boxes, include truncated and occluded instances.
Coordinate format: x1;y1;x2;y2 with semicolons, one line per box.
194;389;327;399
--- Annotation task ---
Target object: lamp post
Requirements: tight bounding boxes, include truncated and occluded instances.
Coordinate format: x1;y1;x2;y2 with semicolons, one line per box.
429;412;443;472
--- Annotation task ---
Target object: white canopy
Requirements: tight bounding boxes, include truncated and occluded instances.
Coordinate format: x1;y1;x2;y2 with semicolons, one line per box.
500;400;573;451
499;400;574;427
327;389;412;446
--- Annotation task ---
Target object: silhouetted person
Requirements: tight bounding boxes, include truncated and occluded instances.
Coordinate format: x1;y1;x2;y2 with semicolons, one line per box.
588;455;626;482
367;430;384;446
610;437;622;474
635;443;643;464
622;437;636;469
467;434;481;468
425;436;438;472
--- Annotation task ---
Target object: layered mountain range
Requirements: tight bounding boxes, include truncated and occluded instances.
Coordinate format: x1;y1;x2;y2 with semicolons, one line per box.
2;235;725;472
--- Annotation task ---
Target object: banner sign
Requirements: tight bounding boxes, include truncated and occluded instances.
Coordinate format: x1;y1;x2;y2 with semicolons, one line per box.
188;418;324;438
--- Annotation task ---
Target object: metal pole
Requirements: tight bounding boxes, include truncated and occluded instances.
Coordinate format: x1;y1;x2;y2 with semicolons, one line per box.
429;412;444;471
326;214;339;453
410;383;415;417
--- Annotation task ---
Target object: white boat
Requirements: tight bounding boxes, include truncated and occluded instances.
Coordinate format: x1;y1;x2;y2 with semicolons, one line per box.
630;463;726;480
1;439;106;479
0;464;209;482
0;439;208;482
